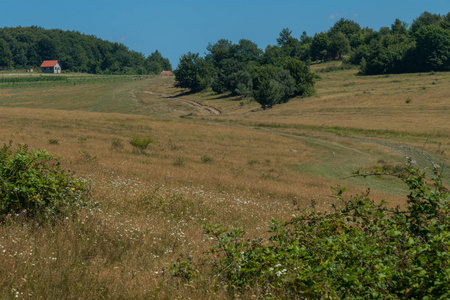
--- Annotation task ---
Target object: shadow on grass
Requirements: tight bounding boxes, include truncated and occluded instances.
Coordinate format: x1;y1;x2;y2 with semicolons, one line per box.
172;91;195;98
209;93;246;102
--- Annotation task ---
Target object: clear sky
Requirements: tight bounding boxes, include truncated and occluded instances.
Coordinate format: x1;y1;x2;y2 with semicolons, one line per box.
1;1;449;67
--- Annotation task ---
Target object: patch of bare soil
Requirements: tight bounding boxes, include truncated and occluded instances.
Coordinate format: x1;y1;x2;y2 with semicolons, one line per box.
142;91;221;115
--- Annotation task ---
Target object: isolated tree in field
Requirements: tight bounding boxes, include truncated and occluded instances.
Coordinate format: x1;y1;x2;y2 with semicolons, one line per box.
174;52;209;92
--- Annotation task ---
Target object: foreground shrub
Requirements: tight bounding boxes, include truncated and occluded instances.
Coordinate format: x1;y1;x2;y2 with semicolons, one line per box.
170;163;450;298
0;142;90;222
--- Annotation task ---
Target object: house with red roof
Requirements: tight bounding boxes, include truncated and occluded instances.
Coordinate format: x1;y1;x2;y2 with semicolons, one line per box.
160;70;173;76
40;60;61;74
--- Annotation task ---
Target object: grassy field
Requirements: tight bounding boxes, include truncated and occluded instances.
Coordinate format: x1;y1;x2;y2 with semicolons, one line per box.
0;67;448;298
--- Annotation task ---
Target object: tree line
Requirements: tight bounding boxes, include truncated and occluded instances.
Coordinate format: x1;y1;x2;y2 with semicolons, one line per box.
174;11;450;109
0;26;171;74
269;11;450;74
174;40;315;110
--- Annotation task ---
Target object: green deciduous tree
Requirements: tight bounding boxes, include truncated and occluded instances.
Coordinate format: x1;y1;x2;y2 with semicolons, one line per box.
234;39;262;63
37;37;58;60
206;39;235;68
391;18;409;35
283;57;315;96
145;50;172;74
329;18;361;39
0;40;13;69
311;32;330;62
0;39;14;69
413;24;450;71
328;32;350;59
211;58;244;94
0;26;170;74
410;11;443;34
252;65;296;109
13;48;28;68
174;52;210;92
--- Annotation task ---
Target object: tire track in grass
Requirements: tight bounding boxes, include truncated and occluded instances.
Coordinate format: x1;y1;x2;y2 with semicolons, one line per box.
142;91;221;115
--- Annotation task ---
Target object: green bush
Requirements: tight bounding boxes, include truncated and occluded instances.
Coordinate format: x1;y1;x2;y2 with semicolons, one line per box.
0;142;90;222
170;163;450;298
48;139;59;145
130;135;153;153
200;155;213;163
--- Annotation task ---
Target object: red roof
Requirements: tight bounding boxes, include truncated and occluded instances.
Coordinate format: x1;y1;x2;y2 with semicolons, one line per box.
161;70;173;76
40;60;59;67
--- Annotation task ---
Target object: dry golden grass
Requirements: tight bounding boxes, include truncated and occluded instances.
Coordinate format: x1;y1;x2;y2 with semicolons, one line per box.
218;69;450;138
0;68;448;298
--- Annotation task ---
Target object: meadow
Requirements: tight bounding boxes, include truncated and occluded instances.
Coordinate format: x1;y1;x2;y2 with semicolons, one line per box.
0;66;448;298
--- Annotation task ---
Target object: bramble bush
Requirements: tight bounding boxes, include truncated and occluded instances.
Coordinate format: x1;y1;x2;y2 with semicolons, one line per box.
170;162;450;299
0;141;90;222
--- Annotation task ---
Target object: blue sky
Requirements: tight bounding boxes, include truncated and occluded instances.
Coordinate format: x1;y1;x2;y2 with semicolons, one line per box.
1;1;449;67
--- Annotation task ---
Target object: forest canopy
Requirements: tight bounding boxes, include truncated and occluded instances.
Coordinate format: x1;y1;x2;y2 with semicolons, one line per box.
0;26;171;74
258;11;450;74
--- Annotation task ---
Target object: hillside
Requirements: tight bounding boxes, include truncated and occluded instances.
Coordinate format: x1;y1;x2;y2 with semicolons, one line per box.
0;67;448;298
0;67;448;190
0;26;171;74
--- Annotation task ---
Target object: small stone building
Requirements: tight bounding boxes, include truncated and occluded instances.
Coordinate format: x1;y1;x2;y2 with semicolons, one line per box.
40;60;61;74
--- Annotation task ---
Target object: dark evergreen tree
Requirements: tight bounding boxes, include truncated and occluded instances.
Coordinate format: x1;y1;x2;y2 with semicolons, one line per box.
277;28;293;46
